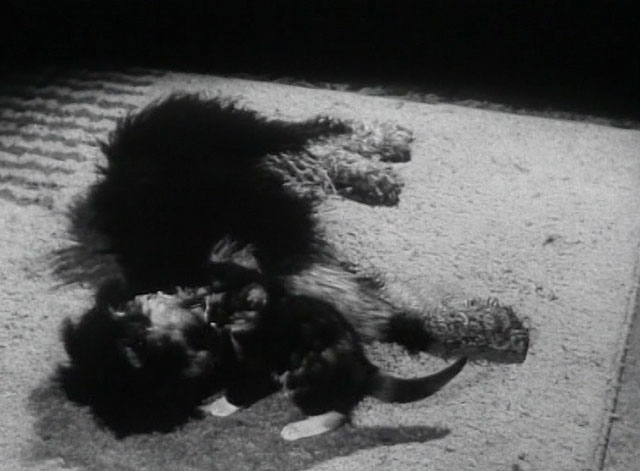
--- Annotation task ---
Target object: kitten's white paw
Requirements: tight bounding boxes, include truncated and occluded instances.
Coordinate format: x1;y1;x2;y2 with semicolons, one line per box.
280;411;346;441
200;396;241;417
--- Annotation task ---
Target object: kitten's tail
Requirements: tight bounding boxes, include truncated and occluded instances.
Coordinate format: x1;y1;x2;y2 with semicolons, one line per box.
368;357;467;403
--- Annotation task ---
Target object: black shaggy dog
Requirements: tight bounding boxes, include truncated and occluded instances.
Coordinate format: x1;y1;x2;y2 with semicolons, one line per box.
77;94;348;292
64;94;434;350
59;94;511;435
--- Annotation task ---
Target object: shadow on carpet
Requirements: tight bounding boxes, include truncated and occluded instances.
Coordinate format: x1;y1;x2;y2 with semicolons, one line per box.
26;376;450;471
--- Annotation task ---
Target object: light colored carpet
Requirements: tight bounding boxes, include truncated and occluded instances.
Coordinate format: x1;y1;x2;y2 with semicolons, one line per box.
1;69;639;471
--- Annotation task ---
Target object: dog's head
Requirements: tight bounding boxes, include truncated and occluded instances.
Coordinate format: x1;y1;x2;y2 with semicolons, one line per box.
60;279;230;436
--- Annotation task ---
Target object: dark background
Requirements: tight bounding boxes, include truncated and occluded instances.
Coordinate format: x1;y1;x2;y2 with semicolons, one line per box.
2;0;638;122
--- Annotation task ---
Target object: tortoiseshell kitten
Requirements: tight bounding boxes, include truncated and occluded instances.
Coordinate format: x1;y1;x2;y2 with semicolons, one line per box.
191;264;467;440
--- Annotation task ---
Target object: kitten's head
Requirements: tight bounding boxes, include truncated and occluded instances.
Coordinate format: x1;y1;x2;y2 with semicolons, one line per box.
60;280;228;436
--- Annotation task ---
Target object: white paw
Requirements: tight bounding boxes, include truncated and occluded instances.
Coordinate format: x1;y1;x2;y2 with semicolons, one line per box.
280;411;346;441
200;396;241;417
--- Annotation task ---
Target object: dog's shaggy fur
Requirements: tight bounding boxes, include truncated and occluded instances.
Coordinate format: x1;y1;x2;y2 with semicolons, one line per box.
58;94;527;435
80;94;352;291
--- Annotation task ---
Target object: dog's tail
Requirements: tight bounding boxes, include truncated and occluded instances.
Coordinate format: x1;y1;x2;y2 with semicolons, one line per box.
368;357;467;403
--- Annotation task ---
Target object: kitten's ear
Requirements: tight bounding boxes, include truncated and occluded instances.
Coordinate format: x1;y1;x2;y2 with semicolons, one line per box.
209;237;239;263
209;237;261;272
231;245;261;272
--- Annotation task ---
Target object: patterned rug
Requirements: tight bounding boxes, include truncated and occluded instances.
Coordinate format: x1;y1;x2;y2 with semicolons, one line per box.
1;67;638;471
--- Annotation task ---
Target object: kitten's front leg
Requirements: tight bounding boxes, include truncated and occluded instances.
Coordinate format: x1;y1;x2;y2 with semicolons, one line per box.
202;366;281;418
280;411;347;440
200;396;241;417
